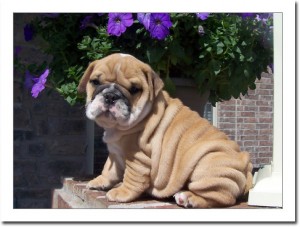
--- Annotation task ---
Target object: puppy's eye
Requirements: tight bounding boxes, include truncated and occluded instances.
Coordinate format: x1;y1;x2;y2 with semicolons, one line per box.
129;85;141;95
90;79;100;86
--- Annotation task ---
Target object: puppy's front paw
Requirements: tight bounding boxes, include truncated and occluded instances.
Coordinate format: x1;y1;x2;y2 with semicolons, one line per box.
106;186;139;202
86;175;111;190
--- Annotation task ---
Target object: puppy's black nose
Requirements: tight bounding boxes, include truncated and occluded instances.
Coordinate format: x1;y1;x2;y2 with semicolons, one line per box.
103;92;120;105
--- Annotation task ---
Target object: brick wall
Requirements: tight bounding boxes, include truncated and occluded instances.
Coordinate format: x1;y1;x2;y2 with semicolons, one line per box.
217;72;274;168
13;86;87;208
13;14;90;208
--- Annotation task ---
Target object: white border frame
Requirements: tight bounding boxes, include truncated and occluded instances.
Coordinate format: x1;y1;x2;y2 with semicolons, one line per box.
1;0;296;223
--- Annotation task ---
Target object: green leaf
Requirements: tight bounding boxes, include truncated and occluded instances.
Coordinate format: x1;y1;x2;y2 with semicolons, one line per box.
146;48;165;64
228;52;235;58
206;47;212;52
209;60;221;76
244;69;250;77
217;46;223;55
164;77;176;96
217;42;225;48
249;82;256;90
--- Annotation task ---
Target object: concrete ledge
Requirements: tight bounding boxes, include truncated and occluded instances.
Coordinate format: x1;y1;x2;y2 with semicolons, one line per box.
52;177;262;209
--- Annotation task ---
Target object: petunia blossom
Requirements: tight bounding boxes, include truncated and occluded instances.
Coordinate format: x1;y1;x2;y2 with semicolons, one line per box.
137;13;151;30
107;13;133;36
240;13;255;19
148;13;172;40
31;69;50;98
196;13;210;20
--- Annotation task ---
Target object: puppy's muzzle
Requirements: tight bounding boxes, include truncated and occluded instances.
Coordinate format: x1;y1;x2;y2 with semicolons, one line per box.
87;83;131;121
92;84;127;105
103;92;121;105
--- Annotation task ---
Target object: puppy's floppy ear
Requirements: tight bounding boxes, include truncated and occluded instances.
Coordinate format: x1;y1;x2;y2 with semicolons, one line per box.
145;68;164;101
77;61;97;93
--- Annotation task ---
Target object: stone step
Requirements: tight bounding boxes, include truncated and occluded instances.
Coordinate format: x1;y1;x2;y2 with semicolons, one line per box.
52;177;258;209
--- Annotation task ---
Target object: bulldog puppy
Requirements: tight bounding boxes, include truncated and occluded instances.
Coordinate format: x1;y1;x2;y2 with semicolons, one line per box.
78;53;253;208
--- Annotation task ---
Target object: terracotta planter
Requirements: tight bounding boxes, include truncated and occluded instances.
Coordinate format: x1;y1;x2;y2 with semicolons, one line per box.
171;78;210;117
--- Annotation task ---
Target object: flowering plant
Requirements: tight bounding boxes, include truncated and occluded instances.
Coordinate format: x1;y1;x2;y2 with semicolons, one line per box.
15;13;273;106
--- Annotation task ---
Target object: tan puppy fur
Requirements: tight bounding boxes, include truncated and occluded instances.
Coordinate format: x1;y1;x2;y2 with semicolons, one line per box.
78;53;253;208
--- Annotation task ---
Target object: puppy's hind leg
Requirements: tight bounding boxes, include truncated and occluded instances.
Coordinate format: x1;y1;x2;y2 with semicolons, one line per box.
174;191;212;208
174;190;236;208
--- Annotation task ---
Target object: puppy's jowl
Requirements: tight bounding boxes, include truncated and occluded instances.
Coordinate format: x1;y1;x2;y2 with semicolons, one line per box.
78;53;253;208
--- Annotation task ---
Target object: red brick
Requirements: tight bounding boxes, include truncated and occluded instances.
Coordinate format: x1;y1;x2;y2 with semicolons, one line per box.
259;118;273;123
256;124;271;129
258;83;273;89
244;141;259;146
258;152;273;157
237;118;244;123
221;105;236;111
239;123;256;129
221;117;236;123
236;106;244;111
257;89;272;95
258;147;271;152
256;100;271;106
244;106;258;111
259;106;273;112
258;135;271;141
259;140;273;146
221;112;236;117
244;118;258;123
239;99;256;106
240;112;255;117
259;129;273;135
242;129;257;135
258;77;272;83
256;112;273;119
219;123;236;128
241;135;256;141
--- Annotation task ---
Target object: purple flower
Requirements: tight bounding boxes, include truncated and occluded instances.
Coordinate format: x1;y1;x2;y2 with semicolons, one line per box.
255;14;268;24
137;13;151;30
196;13;210;20
255;13;272;24
107;13;133;36
80;15;94;30
240;13;255;19
31;69;50;98
148;13;172;40
24;24;34;41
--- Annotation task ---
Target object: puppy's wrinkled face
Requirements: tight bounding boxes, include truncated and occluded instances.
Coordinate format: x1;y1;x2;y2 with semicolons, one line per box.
86;82;131;122
78;54;164;129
